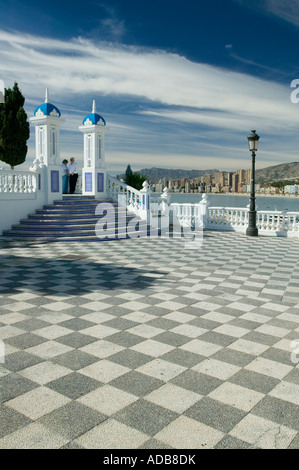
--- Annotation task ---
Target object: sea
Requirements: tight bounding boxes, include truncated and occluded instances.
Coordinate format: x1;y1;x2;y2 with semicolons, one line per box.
168;193;299;212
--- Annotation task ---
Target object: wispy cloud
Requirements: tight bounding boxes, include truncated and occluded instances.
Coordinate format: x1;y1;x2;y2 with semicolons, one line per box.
233;0;299;27
0;29;297;171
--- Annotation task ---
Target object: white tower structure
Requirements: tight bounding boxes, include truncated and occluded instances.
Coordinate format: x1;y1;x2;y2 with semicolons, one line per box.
30;89;65;202
79;100;108;197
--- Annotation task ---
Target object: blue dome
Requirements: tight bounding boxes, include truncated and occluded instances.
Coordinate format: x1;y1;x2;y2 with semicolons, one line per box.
34;102;61;117
83;113;106;126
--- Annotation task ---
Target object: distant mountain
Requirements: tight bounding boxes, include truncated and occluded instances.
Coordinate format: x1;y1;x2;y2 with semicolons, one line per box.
137;167;219;183
255;162;299;183
117;162;299;185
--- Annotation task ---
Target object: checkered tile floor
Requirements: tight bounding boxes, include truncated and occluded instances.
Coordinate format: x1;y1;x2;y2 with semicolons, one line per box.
0;232;299;449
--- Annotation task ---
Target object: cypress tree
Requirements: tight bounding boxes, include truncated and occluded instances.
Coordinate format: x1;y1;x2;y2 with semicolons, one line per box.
0;82;30;169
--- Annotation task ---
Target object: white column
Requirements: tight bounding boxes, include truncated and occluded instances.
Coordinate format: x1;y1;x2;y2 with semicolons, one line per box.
79;101;108;198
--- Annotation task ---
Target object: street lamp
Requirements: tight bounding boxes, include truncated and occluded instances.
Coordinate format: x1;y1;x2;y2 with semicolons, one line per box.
246;130;260;237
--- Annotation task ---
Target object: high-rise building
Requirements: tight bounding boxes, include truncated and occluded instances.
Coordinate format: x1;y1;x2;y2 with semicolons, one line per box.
215;172;225;187
245;169;252;185
236;169;246;185
202;174;212;185
227;172;233;187
232;173;239;192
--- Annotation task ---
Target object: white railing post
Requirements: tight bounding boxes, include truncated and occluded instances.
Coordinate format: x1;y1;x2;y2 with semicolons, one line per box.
139;181;151;222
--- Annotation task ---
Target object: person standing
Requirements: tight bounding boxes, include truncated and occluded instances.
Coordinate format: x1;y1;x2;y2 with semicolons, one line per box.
68;157;79;194
61;159;69;194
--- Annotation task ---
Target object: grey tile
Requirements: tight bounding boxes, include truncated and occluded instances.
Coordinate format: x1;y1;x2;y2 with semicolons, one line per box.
198;331;236;347
211;348;254;367
171;370;223;395
188;318;222;330
228;318;263;330
160;348;205;368
102;318;139;331
108;349;153;369
241;331;279;346
39;401;107;439
252;396;299;431
14;318;51;331
110;371;164;397
288;434;299;449
0;405;32;438
107;332;145;347
6;333;46;349
153;332;190;347
52;350;99;370
147;318;180;330
185;397;246;433
139;438;173;449
228;369;279;394
115;399;178;436
4;351;42;372
46;372;102;399
58;318;96;331
60;441;86;449
261;348;294;365
56;332;96;348
0;373;38;403
284;369;299;386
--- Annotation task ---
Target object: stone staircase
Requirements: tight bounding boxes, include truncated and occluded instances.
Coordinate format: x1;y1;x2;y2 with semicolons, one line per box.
2;196;150;241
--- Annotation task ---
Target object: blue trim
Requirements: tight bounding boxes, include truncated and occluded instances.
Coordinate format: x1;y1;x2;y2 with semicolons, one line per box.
34;103;61;117
83;113;106;126
97;173;104;192
85;172;93;192
51;170;59;193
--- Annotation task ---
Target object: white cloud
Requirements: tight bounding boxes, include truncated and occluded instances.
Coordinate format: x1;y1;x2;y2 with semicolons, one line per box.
0;29;298;171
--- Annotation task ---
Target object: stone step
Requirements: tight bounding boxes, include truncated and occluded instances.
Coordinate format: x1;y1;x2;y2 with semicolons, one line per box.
3;196;149;241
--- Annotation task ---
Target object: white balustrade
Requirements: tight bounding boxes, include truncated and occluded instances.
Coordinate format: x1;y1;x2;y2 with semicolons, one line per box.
206;207;249;231
107;175;143;217
0;170;37;194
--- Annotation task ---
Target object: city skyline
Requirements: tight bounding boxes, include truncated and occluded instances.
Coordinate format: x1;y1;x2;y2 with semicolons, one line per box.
1;0;299;172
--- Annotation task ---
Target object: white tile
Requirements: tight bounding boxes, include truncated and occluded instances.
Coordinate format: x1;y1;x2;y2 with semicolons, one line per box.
170;324;207;338
78;385;138;415
245;357;293;380
131;340;175;357
19;361;72;385
80;325;119;339
192;358;240;380
80;359;130;383
25;341;73;359
213;324;249;338
34;325;73;340
155;416;224;449
230;414;297;449
76;419;148;449
181;339;222;357
146;384;201;413
208;382;264;412
0;423;68;449
136;359;186;381
79;340;125;358
269;381;299;406
6;386;71;419
127;324;164;339
228;339;269;356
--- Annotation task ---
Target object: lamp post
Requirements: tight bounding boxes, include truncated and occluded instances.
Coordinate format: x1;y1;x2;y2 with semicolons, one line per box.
246;130;260;237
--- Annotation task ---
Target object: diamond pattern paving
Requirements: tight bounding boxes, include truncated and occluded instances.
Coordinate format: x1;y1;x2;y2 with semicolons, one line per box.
0;232;299;448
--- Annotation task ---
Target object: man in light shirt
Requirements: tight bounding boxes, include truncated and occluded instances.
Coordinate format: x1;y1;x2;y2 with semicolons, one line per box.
68;157;79;194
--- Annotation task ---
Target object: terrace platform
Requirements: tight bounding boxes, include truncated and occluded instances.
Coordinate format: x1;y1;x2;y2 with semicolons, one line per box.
0;231;299;449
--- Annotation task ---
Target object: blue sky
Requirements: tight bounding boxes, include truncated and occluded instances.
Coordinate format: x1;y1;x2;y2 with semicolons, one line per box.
1;0;299;172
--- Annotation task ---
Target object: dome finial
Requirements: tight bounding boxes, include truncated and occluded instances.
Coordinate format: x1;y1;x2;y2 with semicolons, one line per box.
92;99;96;114
45;88;49;103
